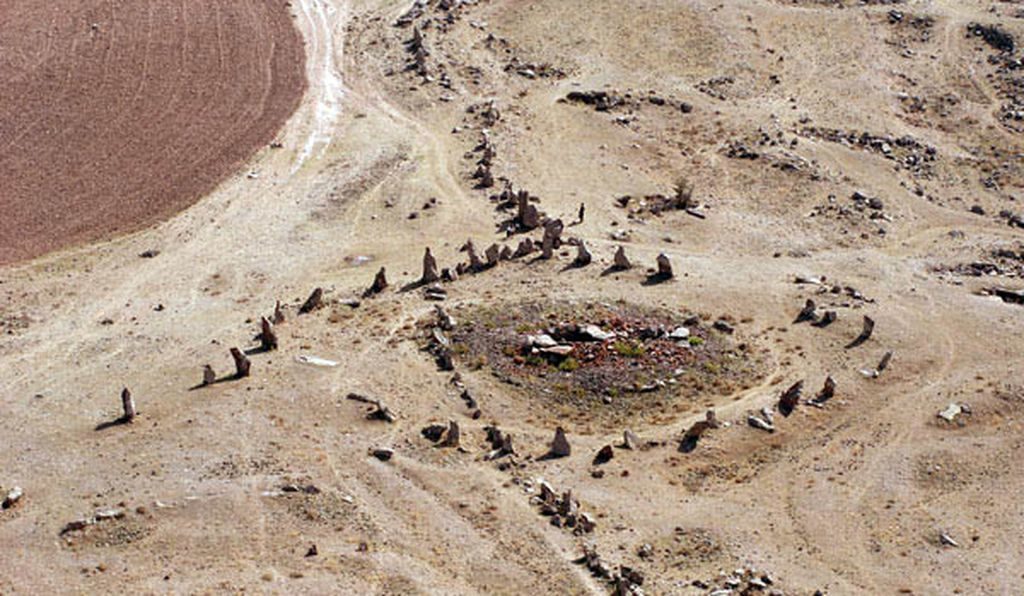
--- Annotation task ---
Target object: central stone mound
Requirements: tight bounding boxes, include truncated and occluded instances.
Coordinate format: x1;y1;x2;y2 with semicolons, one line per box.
449;301;766;426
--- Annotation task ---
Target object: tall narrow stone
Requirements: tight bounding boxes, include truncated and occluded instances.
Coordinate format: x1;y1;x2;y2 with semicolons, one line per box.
259;317;278;351
121;388;136;421
272;300;285;325
421;248;440;284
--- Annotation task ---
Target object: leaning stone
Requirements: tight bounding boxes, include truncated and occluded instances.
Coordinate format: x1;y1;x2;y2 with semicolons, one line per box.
421;248;440;284
778;380;803;416
747;414;775;433
299;288;324;314
549;427;571;458
815;376;836;403
795;299;817;323
230;348;251;379
813;310;837;328
121;388;136;421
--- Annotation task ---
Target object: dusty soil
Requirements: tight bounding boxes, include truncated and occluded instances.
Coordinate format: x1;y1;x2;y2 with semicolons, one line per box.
2;0;1024;594
0;0;306;265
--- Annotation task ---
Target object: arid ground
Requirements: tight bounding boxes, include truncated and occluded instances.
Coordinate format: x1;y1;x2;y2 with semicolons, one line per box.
2;1;1024;594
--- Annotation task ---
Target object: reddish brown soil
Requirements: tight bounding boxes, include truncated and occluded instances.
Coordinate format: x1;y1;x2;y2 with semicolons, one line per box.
0;1;306;265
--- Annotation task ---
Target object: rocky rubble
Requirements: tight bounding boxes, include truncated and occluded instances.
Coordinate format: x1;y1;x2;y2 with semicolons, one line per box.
799;126;937;178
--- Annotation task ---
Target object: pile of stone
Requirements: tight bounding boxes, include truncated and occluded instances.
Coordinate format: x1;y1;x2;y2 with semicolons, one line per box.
405;26;429;76
483;425;516;461
346;393;398;423
689;567;779;595
532;480;596;535
576;544;645;595
60;507;126;537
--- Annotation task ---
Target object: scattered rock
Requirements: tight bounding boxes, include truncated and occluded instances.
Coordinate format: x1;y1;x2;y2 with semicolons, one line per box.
938;402;971;423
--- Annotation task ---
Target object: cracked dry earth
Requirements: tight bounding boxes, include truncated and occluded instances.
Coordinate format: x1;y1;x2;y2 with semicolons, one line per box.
2;0;1024;594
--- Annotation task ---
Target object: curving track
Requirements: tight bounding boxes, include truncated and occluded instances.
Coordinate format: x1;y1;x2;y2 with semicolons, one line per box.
0;0;305;265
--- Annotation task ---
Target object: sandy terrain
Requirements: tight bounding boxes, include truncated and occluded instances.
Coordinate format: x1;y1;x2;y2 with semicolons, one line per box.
0;0;306;265
1;0;1024;594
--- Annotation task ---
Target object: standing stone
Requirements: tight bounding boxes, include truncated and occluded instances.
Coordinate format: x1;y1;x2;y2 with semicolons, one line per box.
440;420;461;448
613;246;631;270
623;429;640;450
230;348;251;379
120;388;136;421
574;241;592;267
512;238;535;259
485;243;501;266
421;248;440;284
656;253;674;278
365;267;388;297
549;427;571;458
465;240;485;271
259;317;278;351
541;220;564;259
499;245;513;261
817;375;836;402
299;288;324;314
272;300;285;325
202;365;216;387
